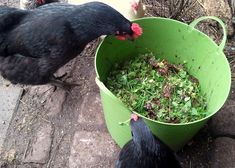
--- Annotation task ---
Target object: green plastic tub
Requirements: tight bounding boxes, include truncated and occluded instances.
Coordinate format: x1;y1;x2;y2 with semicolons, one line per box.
95;16;231;151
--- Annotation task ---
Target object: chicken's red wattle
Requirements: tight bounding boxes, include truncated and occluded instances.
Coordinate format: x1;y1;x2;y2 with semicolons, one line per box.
130;0;139;11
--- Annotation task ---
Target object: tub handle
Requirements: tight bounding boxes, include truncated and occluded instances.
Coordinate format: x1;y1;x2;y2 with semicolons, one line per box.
189;16;227;51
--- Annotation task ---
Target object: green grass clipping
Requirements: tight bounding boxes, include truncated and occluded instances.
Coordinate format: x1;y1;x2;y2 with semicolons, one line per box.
106;53;208;124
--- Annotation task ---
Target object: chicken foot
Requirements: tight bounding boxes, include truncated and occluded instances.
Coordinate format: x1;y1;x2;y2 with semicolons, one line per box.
53;73;68;80
49;76;81;92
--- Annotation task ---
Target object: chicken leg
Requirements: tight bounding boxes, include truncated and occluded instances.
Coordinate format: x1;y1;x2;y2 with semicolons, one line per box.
49;74;81;91
53;72;68;80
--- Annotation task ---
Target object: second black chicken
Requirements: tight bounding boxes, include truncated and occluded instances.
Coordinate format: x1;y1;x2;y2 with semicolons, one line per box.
0;2;142;88
116;114;182;168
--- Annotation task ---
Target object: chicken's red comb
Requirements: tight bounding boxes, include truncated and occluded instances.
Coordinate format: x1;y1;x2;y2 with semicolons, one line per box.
131;113;139;121
37;0;45;4
130;0;139;11
131;23;143;37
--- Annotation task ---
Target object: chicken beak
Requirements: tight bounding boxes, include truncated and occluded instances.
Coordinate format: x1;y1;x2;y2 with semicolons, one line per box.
116;35;126;41
126;34;135;41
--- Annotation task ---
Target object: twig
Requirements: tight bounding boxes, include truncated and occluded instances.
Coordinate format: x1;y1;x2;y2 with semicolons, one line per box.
144;4;153;8
230;60;235;65
19;99;41;112
227;104;235;108
210;26;219;41
19;92;53;126
170;0;188;19
232;73;235;80
146;12;154;17
196;0;207;14
40;116;51;124
19;99;31;109
17;112;39;132
181;0;197;16
41;86;54;95
47;133;66;168
23;140;31;159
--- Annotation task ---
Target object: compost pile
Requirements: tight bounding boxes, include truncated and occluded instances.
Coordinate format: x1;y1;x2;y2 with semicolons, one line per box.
106;53;208;123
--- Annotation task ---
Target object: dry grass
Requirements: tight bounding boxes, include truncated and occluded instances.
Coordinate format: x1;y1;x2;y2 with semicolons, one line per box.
143;0;205;22
142;0;235;68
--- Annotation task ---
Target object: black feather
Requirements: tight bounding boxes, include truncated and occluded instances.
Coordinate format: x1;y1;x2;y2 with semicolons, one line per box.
116;117;182;168
0;2;133;85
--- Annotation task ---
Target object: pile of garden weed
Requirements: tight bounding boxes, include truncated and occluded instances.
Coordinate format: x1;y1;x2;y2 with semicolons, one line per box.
106;53;208;123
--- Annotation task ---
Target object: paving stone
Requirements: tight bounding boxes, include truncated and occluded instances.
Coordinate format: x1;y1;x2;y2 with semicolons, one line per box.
23;122;53;164
45;89;67;116
209;99;235;136
0;85;23;152
210;137;235;168
69;131;119;168
78;92;104;126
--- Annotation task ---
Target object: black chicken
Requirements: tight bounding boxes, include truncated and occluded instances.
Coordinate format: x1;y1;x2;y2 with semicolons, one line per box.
0;2;142;89
116;114;182;168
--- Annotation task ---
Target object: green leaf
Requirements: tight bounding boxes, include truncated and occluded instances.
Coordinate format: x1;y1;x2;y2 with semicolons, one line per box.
172;101;178;106
184;97;190;102
106;53;207;124
179;70;187;78
191;108;198;115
